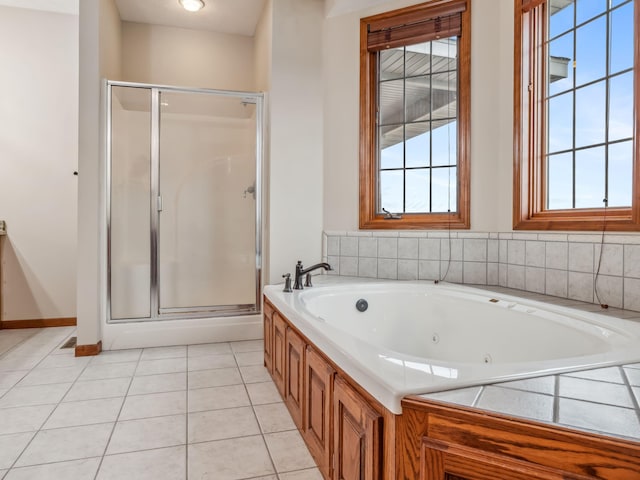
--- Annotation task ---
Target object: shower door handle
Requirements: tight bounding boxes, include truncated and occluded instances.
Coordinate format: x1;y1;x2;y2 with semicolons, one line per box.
243;183;256;199
157;196;163;212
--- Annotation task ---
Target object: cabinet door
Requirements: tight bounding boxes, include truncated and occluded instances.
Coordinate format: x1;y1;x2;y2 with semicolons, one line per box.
304;346;335;479
421;438;588;480
285;326;305;430
263;301;274;373
272;312;286;397
333;376;381;480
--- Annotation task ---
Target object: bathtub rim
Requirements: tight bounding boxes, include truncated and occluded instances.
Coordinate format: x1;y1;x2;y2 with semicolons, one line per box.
264;277;640;414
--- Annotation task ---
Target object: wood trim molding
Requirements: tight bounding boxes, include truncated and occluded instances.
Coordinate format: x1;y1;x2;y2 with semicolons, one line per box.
365;0;466;33
513;0;640;231
0;317;77;329
359;0;471;230
400;397;640;479
75;341;102;357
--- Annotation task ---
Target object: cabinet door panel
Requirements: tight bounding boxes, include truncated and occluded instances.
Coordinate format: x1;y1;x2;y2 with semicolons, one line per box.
272;312;286;396
263;301;274;373
304;346;335;478
333;376;381;480
421;438;591;480
285;326;305;429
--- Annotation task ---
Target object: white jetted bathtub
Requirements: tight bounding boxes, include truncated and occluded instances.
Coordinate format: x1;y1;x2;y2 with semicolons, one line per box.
264;280;640;413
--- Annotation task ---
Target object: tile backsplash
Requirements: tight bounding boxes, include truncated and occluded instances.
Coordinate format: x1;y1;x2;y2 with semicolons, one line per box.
322;231;640;312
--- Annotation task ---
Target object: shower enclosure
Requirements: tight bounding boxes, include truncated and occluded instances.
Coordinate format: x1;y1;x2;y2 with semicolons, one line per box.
107;81;263;323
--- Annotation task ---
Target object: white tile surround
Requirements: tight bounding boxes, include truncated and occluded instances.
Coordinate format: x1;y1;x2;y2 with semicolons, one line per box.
323;231;640;312
0;327;322;480
421;363;640;441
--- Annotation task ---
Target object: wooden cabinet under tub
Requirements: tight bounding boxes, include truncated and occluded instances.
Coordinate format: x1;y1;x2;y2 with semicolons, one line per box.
263;296;640;480
333;375;382;480
304;345;334;476
263;301;274;373
263;298;389;480
285;326;305;430
397;398;640;480
271;311;287;396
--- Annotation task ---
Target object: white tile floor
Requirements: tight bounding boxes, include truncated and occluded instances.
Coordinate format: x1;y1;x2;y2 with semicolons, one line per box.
0;327;322;480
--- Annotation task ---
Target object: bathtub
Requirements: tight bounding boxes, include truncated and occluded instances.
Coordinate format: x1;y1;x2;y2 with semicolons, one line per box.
264;280;640;414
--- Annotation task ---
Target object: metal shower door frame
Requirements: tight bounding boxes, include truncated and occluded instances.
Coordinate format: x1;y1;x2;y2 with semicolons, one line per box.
106;80;264;323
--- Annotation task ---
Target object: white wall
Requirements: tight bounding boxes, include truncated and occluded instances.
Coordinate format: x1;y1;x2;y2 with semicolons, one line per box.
77;0;121;345
322;0;515;232
0;6;78;321
100;0;122;81
496;0;516;232
268;0;325;283
322;9;360;231
254;0;273;93
121;22;255;91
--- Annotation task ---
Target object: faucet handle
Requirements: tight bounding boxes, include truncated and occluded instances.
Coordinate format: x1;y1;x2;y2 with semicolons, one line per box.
282;274;293;293
304;273;313;287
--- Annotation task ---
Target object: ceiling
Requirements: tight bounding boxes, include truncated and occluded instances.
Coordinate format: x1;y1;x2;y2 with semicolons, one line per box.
0;0;378;37
0;0;267;37
113;0;380;37
0;0;78;15
114;0;267;37
325;0;391;17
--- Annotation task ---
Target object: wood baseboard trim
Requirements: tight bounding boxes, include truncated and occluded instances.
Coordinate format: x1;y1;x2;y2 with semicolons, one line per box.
0;317;77;329
75;341;102;357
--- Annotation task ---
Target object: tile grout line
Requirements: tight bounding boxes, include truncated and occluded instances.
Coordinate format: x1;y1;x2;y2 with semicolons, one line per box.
471;386;484;407
552;375;560;424
0;328;41;360
498;384;555;397
0;327;75;373
4;327;86;473
619;366;640;426
5;415;286;473
4;454;104;473
0;338;293;478
237;344;279;478
91;347;142;480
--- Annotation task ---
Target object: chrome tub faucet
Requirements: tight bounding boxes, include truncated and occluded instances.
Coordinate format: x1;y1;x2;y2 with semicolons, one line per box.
293;261;332;290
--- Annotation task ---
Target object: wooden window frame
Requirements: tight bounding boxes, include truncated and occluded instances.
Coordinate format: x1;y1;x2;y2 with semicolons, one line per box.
514;0;640;231
359;0;471;230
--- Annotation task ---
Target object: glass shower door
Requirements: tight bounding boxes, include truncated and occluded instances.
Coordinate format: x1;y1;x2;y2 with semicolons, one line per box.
157;91;258;314
109;86;152;320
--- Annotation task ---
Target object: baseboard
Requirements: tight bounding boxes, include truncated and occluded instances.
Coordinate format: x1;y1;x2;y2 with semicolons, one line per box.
0;317;77;329
75;340;102;357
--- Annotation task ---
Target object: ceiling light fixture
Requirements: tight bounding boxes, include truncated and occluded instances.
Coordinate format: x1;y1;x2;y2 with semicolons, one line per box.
179;0;204;12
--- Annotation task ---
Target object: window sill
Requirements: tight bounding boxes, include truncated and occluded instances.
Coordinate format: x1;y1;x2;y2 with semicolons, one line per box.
360;212;470;230
513;208;640;231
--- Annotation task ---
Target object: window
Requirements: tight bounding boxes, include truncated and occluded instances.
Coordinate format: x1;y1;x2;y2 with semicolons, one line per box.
359;0;471;229
514;0;640;230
